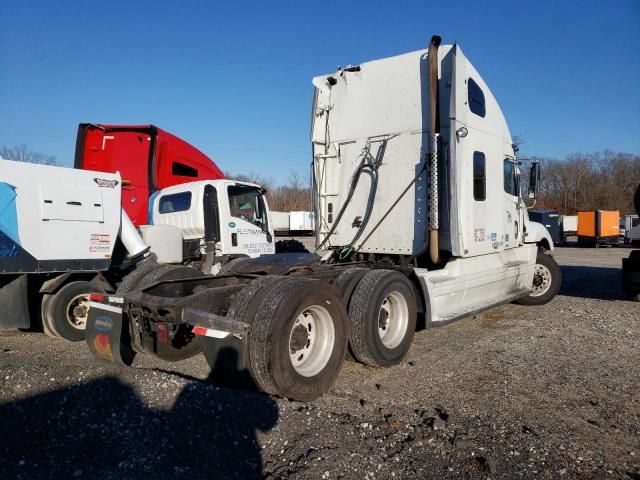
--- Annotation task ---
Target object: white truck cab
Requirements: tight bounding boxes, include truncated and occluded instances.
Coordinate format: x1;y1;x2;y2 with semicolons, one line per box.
147;179;275;269
311;39;560;323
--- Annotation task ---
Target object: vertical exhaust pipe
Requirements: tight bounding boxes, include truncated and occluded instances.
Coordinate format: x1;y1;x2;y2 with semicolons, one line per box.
427;35;442;264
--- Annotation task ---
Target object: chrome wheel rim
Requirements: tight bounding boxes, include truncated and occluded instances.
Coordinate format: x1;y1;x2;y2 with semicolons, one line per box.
66;294;90;330
531;264;552;297
289;306;335;377
378;291;409;349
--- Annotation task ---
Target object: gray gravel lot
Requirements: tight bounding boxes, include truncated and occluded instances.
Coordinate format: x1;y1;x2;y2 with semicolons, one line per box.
1;246;639;479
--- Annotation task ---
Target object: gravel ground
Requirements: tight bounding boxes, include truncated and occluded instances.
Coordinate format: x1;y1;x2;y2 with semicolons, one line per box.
1;246;639;479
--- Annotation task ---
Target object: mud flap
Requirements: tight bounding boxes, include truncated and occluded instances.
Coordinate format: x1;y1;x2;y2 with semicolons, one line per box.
85;299;136;366
0;274;29;330
197;333;254;389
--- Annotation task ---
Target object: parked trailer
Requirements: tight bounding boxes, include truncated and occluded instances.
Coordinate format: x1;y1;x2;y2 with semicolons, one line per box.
86;36;560;401
621;214;640;244
0;161;153;340
528;209;564;246
271;211;315;236
271;211;291;236
577;210;620;247
562;215;577;236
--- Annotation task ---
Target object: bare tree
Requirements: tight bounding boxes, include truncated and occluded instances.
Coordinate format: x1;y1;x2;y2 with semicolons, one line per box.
229;151;640;215
536;151;640;214
0;144;57;165
225;170;312;212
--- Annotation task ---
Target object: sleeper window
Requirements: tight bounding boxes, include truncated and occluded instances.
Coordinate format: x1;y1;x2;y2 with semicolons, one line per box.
172;162;198;177
468;78;486;118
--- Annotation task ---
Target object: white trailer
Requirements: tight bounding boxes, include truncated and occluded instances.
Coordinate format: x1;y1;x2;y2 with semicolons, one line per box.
86;35;561;401
270;211;290;235
289;211;314;235
0;161;151;340
271;211;315;236
562;215;578;235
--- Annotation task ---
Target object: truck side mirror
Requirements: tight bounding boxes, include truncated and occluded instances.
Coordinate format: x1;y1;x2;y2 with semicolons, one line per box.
529;162;540;199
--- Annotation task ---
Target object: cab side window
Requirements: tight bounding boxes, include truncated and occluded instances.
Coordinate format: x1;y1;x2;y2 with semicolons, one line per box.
158;192;192;213
503;160;518;196
228;185;268;231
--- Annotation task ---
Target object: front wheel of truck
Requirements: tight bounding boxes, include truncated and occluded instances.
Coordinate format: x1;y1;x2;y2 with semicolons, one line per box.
517;251;562;306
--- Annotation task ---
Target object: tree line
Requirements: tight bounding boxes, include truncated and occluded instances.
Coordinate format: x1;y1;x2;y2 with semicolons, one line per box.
533;150;640;215
0;144;57;166
3;144;638;215
226;171;312;212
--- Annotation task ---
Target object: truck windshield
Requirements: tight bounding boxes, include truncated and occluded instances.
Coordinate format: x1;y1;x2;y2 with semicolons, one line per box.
228;185;268;231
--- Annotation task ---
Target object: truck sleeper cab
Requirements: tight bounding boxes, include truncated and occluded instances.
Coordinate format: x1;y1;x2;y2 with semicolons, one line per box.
86;36;561;402
75;124;225;226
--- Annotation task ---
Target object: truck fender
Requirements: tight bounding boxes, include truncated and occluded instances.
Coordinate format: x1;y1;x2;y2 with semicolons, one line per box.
524;219;554;251
407;271;431;331
39;272;115;295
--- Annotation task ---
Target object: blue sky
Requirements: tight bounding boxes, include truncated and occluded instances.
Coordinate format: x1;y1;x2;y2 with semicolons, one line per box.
1;0;638;182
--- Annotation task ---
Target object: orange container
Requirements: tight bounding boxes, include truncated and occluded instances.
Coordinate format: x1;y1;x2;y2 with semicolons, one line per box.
577;211;595;237
599;210;620;237
577;210;620;246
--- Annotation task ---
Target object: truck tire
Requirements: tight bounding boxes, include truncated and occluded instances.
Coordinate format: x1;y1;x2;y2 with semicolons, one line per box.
348;269;417;367
40;294;59;338
275;239;309;254
218;257;250;275
332;268;368;362
332;267;368;305
199;275;287;387
517;251;562;306
248;277;348;401
42;281;105;342
115;255;159;294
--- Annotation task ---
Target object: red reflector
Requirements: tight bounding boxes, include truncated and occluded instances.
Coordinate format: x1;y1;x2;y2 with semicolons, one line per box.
89;293;105;302
192;326;207;336
157;322;169;343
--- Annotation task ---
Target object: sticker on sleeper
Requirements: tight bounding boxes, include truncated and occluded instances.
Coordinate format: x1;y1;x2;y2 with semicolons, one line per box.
90;233;111;253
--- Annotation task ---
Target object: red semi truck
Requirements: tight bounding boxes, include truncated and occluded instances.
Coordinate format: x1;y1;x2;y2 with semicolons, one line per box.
74;124;224;225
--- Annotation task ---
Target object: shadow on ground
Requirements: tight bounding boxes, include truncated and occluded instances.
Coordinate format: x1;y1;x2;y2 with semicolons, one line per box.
0;357;278;479
559;265;624;300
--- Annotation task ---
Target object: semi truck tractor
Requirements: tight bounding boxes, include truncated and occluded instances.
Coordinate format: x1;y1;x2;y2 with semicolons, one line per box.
75;124;225;226
0;160;275;341
86;35;560;401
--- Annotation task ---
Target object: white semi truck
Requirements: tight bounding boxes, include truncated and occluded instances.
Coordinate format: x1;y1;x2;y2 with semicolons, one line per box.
0;160;275;341
272;211;315;236
86;35;560;401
